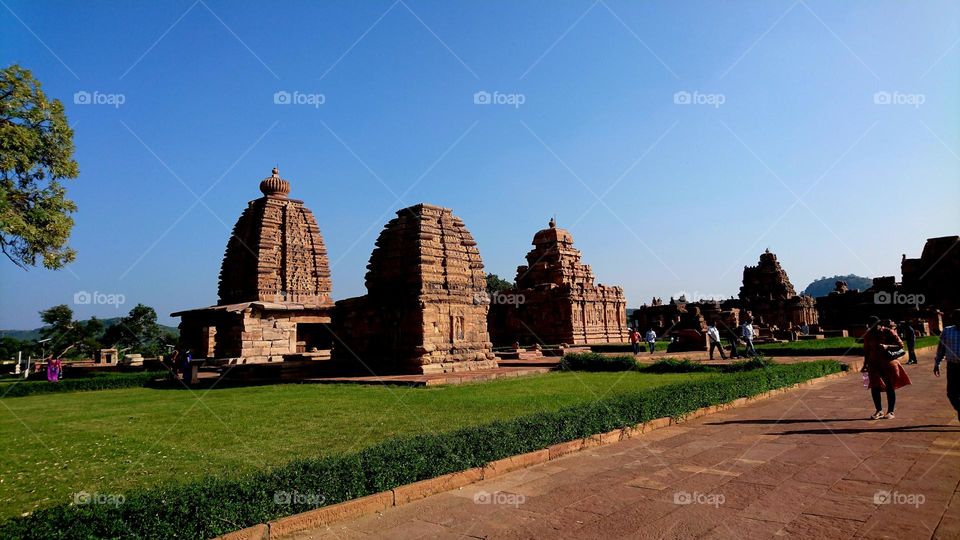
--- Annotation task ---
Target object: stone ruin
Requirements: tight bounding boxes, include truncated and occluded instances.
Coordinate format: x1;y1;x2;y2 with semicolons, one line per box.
630;296;740;351
332;204;497;374
739;249;818;329
173;168;335;363
488;218;628;346
815;236;959;336
901;235;959;313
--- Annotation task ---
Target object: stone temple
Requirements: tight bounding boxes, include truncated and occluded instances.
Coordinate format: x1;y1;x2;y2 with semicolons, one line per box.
173;168;335;363
739;249;818;329
332;204;497;374
488;218;628;345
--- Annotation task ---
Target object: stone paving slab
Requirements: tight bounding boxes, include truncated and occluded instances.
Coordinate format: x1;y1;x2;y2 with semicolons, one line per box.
289;349;959;539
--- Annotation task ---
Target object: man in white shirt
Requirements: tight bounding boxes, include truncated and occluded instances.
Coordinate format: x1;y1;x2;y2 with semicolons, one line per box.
707;322;726;360
645;328;657;354
741;319;757;357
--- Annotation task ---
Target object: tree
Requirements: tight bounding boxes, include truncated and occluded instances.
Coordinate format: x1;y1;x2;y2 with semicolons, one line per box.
486;273;513;294
37;304;100;358
0;64;80;269
0;336;34;360
102;304;164;356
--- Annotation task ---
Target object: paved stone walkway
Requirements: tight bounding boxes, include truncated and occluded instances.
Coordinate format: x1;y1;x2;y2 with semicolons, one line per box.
294;351;960;539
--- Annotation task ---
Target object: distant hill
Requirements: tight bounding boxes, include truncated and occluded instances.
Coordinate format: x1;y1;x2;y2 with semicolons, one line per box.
803;275;873;298
1;317;179;342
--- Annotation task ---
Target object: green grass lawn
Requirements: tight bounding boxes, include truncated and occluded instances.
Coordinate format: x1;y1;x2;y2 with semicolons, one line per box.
0;371;716;519
754;335;938;354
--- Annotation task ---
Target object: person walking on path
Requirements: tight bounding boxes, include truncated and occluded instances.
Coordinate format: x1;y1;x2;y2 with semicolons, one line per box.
629;328;641;355
645;328;657;354
725;324;741;359
741;319;757;357
862;316;912;420
902;321;918;365
934;309;960;422
707;322;727;360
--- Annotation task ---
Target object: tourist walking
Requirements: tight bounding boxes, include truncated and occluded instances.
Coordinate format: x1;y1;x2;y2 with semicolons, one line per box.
741;319;757;357
629;328;641;355
902;322;918;365
645;328;657;354
725;325;741;359
707;322;726;360
862;316;911;420
934;309;960;422
46;356;62;383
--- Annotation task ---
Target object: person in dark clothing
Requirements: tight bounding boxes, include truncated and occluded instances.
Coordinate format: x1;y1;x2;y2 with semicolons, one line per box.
726;326;741;359
862;316;911;419
902;322;918;365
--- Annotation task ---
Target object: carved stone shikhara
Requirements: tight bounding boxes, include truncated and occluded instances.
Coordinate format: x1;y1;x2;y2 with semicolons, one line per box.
739;249;818;328
489;219;628;346
332;204;497;374
173;168;334;363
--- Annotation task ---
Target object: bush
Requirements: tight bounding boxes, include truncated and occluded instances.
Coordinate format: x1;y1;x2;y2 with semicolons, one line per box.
642;358;713;373
559;352;639;371
0;361;842;539
0;371;166;399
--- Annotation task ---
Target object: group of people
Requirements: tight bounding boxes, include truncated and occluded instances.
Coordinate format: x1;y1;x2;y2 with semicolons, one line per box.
629;318;760;360
628;328;658;354
166;348;193;381
862;309;960;422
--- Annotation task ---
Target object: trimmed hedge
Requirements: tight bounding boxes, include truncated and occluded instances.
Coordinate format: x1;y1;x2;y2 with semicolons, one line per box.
0;361;842;539
0;371;166;399
560;352;640;371
561;353;776;374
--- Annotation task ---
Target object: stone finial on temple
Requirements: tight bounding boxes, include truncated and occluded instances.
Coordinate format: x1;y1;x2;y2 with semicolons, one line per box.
259;166;291;197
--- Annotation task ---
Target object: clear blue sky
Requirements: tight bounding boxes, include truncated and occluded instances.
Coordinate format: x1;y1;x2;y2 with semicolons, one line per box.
1;0;958;329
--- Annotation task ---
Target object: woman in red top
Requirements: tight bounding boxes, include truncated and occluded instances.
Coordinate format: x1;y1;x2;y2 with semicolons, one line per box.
862;316;911;419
